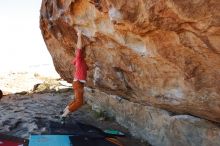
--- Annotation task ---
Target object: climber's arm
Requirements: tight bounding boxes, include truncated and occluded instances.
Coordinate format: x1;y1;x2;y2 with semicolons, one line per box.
76;29;82;50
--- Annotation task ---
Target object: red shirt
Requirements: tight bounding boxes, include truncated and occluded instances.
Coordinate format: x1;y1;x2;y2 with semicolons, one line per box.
72;49;88;80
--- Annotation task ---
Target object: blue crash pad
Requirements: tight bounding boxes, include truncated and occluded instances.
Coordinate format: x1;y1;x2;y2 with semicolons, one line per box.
29;135;71;146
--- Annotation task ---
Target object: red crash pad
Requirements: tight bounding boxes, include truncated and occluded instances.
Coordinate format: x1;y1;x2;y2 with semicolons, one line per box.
0;133;28;146
0;140;23;146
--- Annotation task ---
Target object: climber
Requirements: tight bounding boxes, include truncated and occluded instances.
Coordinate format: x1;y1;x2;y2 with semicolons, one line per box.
60;29;88;124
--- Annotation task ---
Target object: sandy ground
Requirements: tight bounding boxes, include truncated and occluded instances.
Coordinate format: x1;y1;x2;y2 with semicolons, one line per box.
0;65;60;94
0;69;149;146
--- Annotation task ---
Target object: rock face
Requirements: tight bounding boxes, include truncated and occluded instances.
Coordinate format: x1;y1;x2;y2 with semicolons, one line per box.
40;0;220;123
85;88;220;146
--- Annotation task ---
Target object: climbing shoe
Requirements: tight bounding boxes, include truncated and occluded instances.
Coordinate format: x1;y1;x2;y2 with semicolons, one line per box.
60;116;66;125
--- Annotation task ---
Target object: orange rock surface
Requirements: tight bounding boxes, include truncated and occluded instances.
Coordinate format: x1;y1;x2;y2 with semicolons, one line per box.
40;0;220;123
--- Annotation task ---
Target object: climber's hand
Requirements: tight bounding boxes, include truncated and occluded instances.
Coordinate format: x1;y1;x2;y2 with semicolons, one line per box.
77;29;82;37
89;0;95;4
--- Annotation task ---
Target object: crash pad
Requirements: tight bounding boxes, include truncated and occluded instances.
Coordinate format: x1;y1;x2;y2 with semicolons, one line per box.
0;133;28;146
0;140;23;146
28;135;70;146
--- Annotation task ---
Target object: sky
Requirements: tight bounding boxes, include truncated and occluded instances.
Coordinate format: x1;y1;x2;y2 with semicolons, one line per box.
0;0;54;72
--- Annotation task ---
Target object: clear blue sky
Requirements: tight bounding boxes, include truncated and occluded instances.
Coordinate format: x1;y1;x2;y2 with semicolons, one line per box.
0;0;53;71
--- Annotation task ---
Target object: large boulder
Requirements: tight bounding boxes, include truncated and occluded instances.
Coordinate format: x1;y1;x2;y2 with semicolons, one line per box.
40;0;220;123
